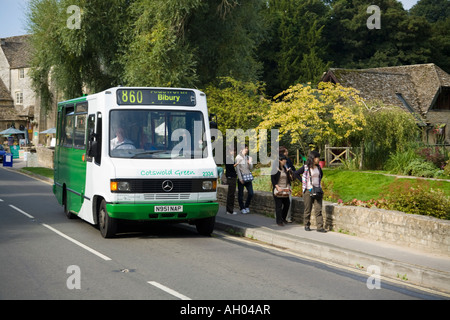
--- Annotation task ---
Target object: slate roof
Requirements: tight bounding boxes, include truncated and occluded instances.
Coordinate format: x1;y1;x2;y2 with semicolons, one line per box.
321;63;450;118
0;35;32;69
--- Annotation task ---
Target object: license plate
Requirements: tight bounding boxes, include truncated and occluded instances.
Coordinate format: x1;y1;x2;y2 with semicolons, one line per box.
154;205;183;213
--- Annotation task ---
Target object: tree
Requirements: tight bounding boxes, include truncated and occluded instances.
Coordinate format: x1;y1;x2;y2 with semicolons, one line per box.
258;0;331;96
409;0;450;23
360;104;421;169
122;0;202;87
204;77;269;134
410;0;450;72
27;0;266;107
189;0;266;86
123;0;266;88
27;0;133;112
258;82;366;157
324;0;433;69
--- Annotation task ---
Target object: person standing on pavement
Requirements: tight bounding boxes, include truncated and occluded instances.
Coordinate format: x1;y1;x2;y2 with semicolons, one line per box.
236;145;254;214
271;154;291;226
225;147;238;215
295;150;326;233
279;146;295;223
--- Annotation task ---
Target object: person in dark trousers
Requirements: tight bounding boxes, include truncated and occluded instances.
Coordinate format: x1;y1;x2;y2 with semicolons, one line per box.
271;154;292;226
225;147;238;215
295;150;327;233
279;146;295;222
236;145;254;214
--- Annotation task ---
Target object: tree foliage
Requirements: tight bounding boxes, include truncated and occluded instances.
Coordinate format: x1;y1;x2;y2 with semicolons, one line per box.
258;82;366;156
204;77;269;134
259;0;331;96
361;105;421;169
323;0;433;70
26;0;450;117
27;0;132;112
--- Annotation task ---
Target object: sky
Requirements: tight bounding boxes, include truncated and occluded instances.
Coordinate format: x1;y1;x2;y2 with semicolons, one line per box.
0;0;420;38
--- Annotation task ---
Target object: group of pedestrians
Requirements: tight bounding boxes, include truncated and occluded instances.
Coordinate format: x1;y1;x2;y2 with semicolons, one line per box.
224;146;326;233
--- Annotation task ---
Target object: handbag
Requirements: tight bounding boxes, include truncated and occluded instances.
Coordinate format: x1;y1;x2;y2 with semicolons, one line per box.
274;187;290;198
309;167;323;199
310;185;323;199
241;172;254;183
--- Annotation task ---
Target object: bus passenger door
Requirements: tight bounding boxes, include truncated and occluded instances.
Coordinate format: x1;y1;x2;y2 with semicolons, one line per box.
81;111;100;224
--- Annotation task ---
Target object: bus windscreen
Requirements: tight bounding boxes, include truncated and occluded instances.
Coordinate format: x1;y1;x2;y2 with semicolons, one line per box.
109;110;207;159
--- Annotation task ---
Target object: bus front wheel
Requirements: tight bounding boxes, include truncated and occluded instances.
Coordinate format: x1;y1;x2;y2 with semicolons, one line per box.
195;216;215;236
99;200;117;238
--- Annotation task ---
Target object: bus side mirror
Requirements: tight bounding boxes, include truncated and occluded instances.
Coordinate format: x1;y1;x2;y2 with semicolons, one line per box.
87;140;98;158
87;132;99;158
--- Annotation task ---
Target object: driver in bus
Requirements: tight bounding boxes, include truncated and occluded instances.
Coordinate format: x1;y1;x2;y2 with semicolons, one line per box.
110;127;135;150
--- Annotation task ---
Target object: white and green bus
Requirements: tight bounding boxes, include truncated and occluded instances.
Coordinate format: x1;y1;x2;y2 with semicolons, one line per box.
53;87;219;238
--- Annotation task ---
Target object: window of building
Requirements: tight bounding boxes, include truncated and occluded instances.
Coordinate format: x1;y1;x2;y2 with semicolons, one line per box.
19;69;25;79
435;87;450;110
15;92;23;104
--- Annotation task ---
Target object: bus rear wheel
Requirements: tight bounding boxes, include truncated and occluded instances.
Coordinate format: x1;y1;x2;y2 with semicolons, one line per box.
99;200;117;238
195;216;215;236
63;189;76;219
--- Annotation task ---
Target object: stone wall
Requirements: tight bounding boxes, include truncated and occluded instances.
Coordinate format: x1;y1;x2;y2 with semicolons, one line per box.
36;146;54;169
217;184;450;256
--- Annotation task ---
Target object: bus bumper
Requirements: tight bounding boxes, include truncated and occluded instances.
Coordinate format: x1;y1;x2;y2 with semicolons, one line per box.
105;202;219;221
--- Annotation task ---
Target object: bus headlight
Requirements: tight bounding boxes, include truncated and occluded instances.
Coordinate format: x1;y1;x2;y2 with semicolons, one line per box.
111;180;131;192
202;180;216;191
118;181;131;192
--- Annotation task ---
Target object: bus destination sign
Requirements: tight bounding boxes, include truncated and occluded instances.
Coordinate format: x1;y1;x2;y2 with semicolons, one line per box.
117;89;196;106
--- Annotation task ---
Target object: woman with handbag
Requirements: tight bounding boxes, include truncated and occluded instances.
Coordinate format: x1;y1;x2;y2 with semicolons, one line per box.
271;155;291;226
295;151;327;232
236;145;254;214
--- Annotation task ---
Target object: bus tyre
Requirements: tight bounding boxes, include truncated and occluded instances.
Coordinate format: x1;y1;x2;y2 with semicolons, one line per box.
195;216;215;236
99;200;117;238
63;189;76;219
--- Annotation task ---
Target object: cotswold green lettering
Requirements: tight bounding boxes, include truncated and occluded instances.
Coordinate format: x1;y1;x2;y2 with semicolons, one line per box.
158;94;180;103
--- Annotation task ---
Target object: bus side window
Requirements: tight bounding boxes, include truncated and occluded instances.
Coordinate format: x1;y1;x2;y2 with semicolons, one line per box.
74;113;87;148
63;113;74;147
61;105;75;147
74;102;88;149
95;112;102;165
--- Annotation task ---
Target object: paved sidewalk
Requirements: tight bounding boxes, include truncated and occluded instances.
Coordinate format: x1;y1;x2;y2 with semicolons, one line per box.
215;206;450;296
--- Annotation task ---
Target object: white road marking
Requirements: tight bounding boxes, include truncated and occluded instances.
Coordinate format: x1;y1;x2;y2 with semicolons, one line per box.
147;281;191;300
7;203;112;261
9;205;35;219
42;224;112;261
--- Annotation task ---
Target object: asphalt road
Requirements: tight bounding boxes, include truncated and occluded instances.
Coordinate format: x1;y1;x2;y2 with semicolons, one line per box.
0;167;445;303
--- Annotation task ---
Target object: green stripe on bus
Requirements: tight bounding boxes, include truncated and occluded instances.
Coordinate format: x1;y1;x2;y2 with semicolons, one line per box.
105;202;218;220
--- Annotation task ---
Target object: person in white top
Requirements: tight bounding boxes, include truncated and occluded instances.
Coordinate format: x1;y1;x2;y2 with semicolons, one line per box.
294;150;326;233
235;145;254;214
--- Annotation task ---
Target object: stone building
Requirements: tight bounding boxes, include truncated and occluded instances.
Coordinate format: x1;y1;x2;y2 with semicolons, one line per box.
321;63;450;146
0;35;57;146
